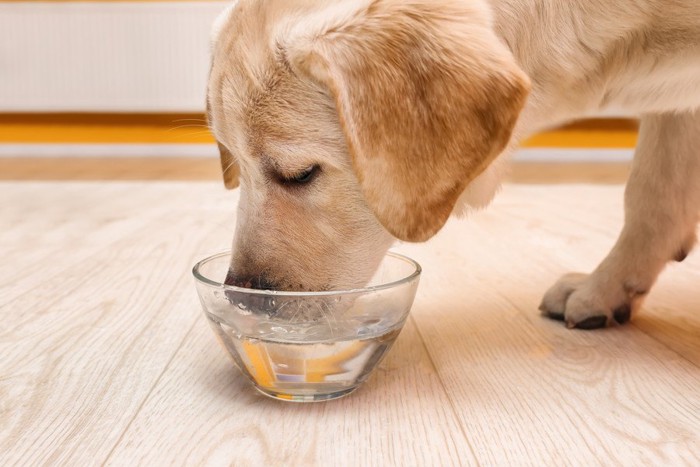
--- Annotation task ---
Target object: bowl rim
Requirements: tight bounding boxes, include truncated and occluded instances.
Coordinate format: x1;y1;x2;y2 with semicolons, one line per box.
192;250;421;297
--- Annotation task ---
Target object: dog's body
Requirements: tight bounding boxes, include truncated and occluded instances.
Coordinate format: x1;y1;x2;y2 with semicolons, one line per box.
208;0;700;329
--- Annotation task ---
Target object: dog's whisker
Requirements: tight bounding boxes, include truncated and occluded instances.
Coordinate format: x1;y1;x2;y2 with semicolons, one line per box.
288;300;301;323
314;300;337;338
165;124;210;132
221;160;238;178
177;130;216;138
273;299;296;320
171;118;208;124
320;304;335;339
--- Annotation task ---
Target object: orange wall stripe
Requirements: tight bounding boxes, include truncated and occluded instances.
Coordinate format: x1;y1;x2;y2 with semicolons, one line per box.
0;114;638;148
0;113;214;144
522;130;637;148
0;1;208;3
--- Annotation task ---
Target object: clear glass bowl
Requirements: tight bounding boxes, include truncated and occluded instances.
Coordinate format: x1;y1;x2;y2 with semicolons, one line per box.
193;251;421;402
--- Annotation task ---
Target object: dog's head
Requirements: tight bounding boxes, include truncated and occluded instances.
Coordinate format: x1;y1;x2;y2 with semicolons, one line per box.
208;0;529;291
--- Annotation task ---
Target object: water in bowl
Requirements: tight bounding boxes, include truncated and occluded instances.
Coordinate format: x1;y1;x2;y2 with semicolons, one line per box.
205;311;403;401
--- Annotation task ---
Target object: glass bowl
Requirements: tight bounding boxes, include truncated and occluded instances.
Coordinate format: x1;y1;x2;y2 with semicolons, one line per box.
192;251;421;402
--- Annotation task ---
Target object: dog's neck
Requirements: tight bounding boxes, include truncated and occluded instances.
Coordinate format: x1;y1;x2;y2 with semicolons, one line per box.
454;0;700;215
488;0;700;136
487;0;617;134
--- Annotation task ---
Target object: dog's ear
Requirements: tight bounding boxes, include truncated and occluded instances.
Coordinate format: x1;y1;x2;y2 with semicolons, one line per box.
208;2;240;190
217;141;240;189
206;97;239;189
287;1;530;241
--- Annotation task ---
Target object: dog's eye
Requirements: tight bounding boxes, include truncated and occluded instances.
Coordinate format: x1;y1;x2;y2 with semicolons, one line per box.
281;165;319;185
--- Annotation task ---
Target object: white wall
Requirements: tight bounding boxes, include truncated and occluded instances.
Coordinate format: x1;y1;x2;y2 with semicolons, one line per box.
0;2;630;118
0;2;229;112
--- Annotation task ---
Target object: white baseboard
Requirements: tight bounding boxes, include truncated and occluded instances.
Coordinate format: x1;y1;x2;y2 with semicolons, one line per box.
0;144;218;158
514;148;634;163
0;144;635;162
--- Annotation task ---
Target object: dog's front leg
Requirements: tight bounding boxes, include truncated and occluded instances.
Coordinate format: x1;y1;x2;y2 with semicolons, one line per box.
540;111;700;329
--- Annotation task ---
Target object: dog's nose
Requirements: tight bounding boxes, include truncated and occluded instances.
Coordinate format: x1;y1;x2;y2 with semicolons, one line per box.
224;269;276;290
223;269;279;315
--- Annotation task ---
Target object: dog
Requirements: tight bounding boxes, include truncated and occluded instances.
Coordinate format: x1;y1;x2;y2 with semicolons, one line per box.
206;0;700;329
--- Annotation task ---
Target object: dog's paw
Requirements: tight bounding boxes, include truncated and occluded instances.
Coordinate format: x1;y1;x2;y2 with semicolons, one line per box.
539;272;638;330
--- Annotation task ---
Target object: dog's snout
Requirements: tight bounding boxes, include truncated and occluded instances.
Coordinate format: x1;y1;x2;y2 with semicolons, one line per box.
224;269;275;290
223;268;279;315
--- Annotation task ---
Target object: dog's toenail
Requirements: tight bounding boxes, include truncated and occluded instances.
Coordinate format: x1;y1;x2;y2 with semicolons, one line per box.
540;302;565;321
674;249;688;262
574;315;608;330
613;305;631;324
543;311;565;321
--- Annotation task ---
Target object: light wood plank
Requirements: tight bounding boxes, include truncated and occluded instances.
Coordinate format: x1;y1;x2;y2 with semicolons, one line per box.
0;158;223;182
0;183;237;465
0;183;205;290
465;184;700;367
399;185;700;464
1;182;698;466
105;317;478;466
507;162;630;184
0;157;631;184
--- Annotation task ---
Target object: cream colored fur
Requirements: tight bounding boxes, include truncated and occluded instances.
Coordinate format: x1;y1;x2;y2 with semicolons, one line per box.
208;0;700;329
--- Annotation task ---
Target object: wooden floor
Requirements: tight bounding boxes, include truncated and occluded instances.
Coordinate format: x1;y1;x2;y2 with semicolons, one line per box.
1;179;699;465
0;157;632;184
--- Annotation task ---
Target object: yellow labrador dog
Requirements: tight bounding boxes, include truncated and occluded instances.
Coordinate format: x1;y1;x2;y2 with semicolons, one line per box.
207;0;700;329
